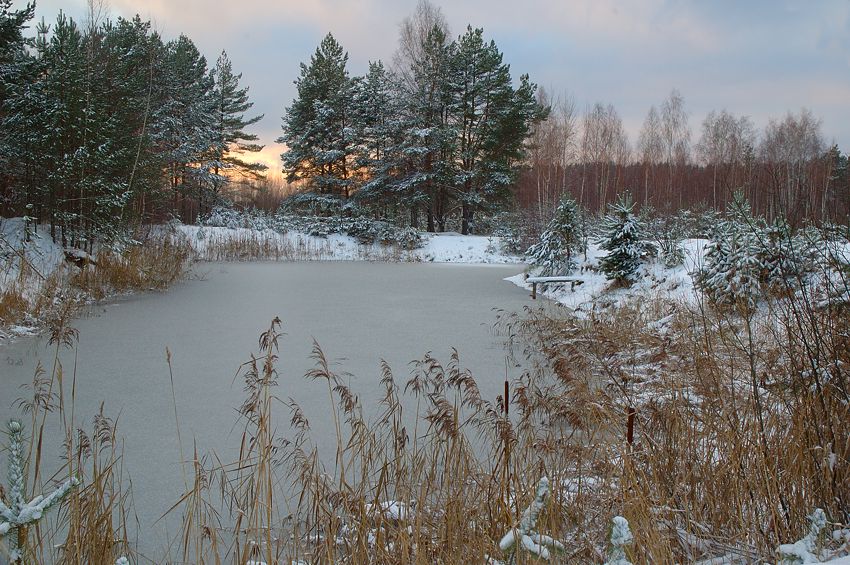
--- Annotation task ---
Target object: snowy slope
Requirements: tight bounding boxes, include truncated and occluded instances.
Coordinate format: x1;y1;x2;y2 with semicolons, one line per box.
416;232;521;264
0;218;66;290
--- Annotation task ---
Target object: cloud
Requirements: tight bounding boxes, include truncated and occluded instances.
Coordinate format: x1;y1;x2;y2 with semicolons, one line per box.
24;0;850;162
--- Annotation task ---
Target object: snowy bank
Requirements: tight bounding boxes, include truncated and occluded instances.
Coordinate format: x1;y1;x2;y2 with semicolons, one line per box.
0;219;523;339
177;224;522;265
0;218;66;289
506;239;708;314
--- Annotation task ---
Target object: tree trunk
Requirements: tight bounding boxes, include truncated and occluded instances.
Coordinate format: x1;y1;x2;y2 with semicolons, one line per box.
461;203;472;235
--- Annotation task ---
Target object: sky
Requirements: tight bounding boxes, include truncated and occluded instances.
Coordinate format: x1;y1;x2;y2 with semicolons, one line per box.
23;0;850;170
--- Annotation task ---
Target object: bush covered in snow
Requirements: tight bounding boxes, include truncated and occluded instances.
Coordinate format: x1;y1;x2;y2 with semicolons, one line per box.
696;194;825;309
199;206;424;249
200;206;283;231
646;215;685;268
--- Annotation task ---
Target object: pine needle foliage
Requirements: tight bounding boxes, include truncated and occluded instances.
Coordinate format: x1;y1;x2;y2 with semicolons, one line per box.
598;192;649;286
526;196;582;275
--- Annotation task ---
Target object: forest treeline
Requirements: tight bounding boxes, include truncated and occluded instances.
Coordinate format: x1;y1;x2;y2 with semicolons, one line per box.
277;12;546;235
277;1;849;231
521;92;849;225
1;0;848;248
0;1;266;248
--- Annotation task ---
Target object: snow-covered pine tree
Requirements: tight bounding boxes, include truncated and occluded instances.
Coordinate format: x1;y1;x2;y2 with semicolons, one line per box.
350;60;404;213
526;195;581;275
598;192;647;286
154;34;217;220
0;13;47;231
446;26;546;234
696;192;763;309
0;0;33;66
95;16;167;232
391;23;454;231
279;33;356;202
24;13;87;244
205;51;266;210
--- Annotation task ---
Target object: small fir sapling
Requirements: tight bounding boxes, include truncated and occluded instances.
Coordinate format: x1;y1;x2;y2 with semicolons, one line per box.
604;516;633;565
0;420;79;563
757;218;817;294
598;193;653;286
489;476;565;564
696;193;763;309
526;196;582;275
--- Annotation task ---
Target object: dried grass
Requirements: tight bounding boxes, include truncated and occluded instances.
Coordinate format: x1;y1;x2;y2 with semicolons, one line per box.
3;251;848;563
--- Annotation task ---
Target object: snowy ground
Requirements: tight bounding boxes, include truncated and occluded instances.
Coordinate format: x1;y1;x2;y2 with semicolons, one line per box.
0;218;69;337
505;239;709;315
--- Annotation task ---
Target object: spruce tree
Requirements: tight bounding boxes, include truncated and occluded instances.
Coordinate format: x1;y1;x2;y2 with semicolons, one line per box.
279;33;356;201
206;50;266;207
598;193;646;286
527;196;582;275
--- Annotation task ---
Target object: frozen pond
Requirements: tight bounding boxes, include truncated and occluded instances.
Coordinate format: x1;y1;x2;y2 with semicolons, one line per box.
0;261;534;559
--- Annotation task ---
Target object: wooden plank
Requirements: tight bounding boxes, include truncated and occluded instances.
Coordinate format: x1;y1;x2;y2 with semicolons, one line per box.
526;276;585;298
525;276;580;284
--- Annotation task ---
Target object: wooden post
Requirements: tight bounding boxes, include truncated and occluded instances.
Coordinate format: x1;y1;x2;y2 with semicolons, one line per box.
531;282;537;299
626;406;636;446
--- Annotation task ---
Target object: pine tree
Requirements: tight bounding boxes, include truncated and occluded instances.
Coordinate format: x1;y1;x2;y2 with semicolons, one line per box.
0;7;41;228
154;34;216;220
350;60;403;211
449;26;546;234
598;193;646;286
27;13;88;243
0;0;33;65
206;50;266;209
279;33;356;202
446;26;546;234
526;196;582;275
393;24;454;230
97;16;168;227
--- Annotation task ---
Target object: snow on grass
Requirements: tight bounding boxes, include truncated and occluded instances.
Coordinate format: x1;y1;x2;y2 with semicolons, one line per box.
176;225;522;264
506;239;709;315
416;232;521;264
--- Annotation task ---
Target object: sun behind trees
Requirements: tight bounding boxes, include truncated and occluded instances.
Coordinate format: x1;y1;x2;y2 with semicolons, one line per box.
278;23;547;235
0;6;266;247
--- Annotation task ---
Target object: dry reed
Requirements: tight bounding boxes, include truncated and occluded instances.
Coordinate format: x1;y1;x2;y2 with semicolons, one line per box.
3;245;848;564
